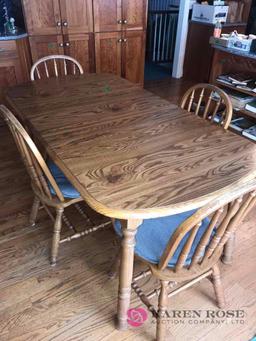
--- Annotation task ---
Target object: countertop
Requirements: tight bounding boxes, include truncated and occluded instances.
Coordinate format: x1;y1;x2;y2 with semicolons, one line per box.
212;44;256;60
0;31;27;41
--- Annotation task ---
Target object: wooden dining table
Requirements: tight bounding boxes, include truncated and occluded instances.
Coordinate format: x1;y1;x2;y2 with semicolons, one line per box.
5;74;256;330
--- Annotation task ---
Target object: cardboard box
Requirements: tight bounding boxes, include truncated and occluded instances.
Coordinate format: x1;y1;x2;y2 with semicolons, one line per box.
192;4;229;24
209;36;230;48
228;37;253;52
210;36;254;52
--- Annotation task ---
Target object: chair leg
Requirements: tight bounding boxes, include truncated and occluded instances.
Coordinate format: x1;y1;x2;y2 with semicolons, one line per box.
29;196;41;227
51;207;64;266
212;264;226;309
156;280;169;341
222;232;236;265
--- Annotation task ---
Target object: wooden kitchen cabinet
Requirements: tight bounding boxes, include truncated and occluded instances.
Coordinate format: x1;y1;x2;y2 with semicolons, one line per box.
122;0;148;31
29;34;95;74
95;32;122;76
93;0;147;32
0;38;31;91
59;0;93;34
122;30;145;84
184;21;247;83
0;37;31;121
22;0;62;36
63;33;95;73
22;0;148;84
29;35;64;61
95;30;145;84
22;0;93;35
94;0;122;33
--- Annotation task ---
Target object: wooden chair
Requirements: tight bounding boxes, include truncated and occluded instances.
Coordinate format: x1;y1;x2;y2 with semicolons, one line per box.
30;55;84;81
0;105;111;265
180;83;233;130
113;179;256;340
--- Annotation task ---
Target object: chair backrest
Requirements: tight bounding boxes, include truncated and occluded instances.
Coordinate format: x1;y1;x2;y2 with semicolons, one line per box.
180;83;233;130
158;178;256;273
30;55;84;81
0;105;65;202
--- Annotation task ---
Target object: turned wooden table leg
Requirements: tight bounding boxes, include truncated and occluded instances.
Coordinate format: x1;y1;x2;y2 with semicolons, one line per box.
117;218;142;330
222;232;236;265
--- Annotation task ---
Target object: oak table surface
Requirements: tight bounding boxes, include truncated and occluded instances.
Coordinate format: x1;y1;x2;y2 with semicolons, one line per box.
5;73;256;219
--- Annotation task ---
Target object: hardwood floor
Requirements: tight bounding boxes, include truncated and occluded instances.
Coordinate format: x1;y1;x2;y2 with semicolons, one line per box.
0;79;255;341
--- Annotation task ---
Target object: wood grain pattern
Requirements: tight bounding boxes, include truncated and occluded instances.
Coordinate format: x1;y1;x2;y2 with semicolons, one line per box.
59;0;93;34
95;31;145;84
93;0;122;32
5;74;256;220
122;0;148;31
29;35;64;64
95;32;122;76
183;21;247;83
0;38;31;101
22;0;62;36
1;84;256;341
122;30;146;84
63;33;95;73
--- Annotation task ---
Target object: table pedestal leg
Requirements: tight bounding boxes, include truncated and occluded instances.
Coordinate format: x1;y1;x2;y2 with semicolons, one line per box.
117;219;142;330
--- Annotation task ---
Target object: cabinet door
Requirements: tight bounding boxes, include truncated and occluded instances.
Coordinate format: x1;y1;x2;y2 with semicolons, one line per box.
63;33;95;73
95;32;122;76
122;30;145;84
93;0;122;32
59;0;93;34
29;35;64;62
122;0;148;31
22;0;62;35
29;35;65;79
0;39;31;102
0;42;21;88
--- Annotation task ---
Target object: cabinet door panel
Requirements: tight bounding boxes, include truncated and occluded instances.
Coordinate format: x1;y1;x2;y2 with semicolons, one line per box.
63;34;95;73
22;0;61;35
0;39;31;102
29;35;64;79
59;0;93;34
95;33;122;76
122;30;145;84
94;0;122;32
122;0;147;31
29;35;64;62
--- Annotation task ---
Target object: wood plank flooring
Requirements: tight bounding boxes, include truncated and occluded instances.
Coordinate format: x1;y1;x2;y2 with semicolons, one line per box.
0;79;255;341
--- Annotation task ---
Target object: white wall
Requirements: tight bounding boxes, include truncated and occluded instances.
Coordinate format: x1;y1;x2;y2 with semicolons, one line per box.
172;0;192;78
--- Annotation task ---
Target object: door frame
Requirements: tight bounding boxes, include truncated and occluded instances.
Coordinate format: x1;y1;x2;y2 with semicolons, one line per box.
172;0;191;78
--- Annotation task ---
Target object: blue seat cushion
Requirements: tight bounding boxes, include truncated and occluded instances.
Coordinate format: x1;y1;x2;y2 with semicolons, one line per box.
47;160;80;199
114;210;212;268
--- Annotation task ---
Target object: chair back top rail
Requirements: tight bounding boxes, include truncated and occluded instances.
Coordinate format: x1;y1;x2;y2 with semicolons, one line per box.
158;178;256;272
30;55;84;81
180;83;233;130
0;105;65;202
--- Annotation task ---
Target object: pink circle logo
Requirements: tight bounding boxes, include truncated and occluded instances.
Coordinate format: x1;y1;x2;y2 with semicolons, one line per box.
127;308;148;327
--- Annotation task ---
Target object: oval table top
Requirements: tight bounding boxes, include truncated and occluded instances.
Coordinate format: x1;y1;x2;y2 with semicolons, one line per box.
5;74;256;219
